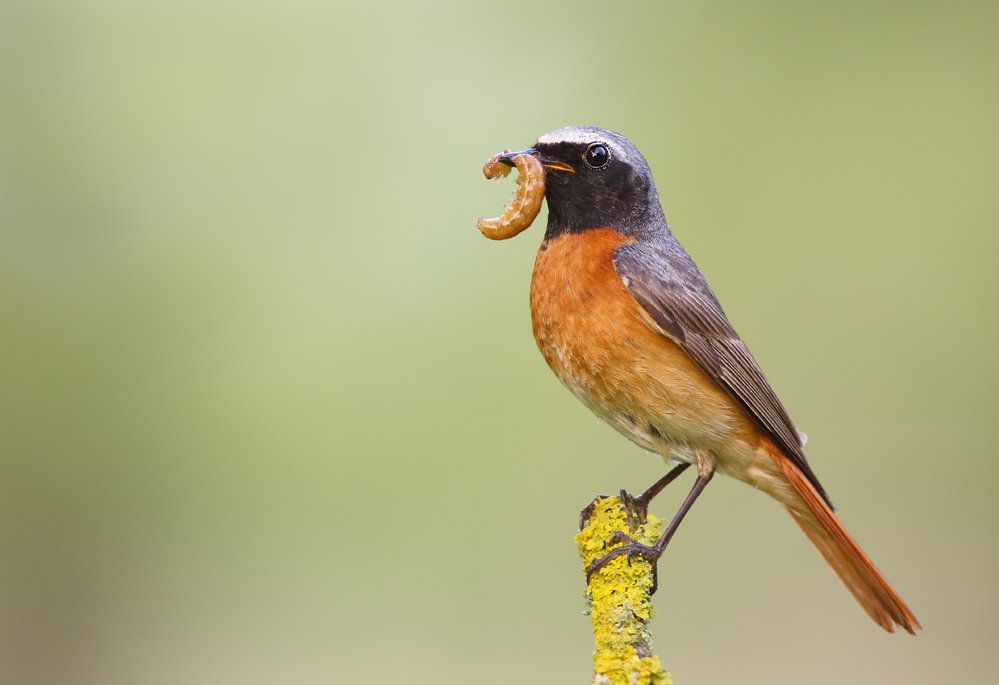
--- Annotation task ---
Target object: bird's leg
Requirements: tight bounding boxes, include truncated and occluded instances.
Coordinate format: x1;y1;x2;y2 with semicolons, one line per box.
586;453;716;594
579;462;691;532
620;462;692;526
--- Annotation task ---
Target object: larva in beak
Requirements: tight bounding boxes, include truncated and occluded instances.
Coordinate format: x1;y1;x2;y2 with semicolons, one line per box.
476;152;545;240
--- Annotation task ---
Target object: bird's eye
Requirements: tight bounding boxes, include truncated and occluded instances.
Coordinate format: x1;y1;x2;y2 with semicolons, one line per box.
583;143;610;169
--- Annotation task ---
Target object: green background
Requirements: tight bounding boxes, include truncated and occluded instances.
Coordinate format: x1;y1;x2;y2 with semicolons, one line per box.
2;1;997;683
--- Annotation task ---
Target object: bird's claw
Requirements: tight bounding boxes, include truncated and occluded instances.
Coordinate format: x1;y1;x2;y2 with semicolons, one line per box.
579;490;648;532
578;494;612;531
617;489;648;531
585;536;663;593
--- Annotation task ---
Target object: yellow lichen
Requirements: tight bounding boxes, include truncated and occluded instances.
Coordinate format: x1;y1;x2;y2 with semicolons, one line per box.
575;496;672;685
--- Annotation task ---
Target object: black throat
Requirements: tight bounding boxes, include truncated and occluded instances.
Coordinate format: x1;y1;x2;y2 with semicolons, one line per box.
543;172;667;240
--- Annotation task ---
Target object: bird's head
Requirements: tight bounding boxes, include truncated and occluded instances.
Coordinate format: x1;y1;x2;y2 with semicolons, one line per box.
496;126;665;238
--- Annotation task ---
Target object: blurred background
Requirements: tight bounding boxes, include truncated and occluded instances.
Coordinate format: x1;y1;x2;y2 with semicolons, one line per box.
1;1;997;683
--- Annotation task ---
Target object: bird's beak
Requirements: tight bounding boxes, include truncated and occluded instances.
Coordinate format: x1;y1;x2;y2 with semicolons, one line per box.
499;148;575;174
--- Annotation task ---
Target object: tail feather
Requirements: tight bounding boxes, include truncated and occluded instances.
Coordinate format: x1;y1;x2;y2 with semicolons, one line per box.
777;455;921;634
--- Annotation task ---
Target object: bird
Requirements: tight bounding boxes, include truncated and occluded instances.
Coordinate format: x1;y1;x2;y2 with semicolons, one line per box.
490;125;919;634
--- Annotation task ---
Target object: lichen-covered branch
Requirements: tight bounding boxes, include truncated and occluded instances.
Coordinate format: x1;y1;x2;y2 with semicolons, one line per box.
575;496;672;685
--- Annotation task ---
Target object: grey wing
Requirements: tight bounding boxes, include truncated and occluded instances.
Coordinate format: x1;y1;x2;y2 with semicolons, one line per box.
614;241;832;509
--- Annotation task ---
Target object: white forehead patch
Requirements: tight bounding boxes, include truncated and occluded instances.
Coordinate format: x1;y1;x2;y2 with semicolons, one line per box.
537;126;608;147
536;126;643;168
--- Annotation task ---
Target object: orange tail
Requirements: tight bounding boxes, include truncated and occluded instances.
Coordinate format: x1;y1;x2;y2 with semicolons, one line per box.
778;457;921;634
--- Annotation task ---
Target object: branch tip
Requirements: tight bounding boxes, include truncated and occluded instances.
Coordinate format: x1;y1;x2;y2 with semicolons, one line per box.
575;495;672;685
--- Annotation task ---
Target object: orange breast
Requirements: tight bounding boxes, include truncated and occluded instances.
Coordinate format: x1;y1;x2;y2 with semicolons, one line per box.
529;228;753;455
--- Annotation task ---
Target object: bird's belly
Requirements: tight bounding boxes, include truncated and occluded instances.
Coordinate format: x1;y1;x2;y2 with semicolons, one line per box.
530;229;752;462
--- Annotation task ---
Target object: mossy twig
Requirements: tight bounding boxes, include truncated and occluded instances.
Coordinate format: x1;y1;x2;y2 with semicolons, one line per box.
576;496;671;685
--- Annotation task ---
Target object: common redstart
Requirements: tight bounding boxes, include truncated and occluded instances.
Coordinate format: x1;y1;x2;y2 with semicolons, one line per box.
489;126;919;633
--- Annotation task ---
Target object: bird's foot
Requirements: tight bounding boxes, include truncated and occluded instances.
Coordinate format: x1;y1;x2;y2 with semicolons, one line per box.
617;488;649;531
585;531;664;594
579;490;647;532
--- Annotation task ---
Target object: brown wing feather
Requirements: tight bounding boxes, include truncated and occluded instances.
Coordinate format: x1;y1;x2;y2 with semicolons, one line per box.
615;243;832;508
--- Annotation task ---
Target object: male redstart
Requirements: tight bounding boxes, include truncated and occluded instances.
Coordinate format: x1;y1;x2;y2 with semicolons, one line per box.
490;126;919;633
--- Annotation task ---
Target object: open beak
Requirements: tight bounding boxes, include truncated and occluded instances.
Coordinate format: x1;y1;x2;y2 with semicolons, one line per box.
499;148;575;174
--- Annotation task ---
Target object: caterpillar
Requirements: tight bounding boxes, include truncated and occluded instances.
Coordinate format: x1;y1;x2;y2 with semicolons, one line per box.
477;152;545;240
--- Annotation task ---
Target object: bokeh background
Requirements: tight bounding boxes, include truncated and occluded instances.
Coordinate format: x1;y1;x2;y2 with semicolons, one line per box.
1;1;997;683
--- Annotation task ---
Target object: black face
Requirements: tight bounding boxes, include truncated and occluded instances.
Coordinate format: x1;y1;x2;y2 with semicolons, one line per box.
534;136;659;237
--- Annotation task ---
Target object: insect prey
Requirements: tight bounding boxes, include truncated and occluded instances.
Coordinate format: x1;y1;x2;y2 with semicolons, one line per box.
477;152;545;240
